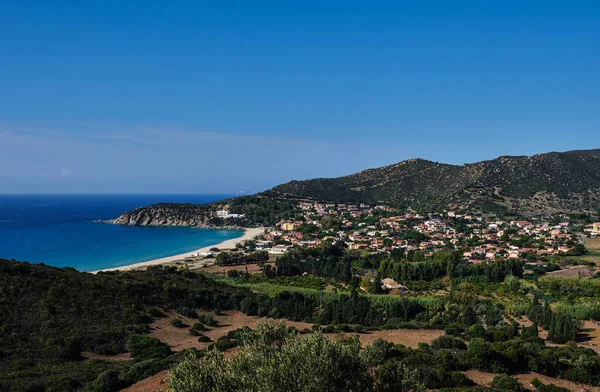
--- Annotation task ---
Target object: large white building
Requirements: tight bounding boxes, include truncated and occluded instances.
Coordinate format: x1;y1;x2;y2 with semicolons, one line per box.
216;210;245;219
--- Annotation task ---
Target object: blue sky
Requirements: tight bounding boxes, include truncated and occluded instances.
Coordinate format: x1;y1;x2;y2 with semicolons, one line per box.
1;1;599;194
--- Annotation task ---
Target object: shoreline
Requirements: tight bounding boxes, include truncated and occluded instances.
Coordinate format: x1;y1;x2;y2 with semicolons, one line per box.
92;227;266;273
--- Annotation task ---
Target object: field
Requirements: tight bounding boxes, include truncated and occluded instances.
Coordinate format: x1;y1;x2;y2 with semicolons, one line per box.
149;310;444;352
464;370;600;392
547;265;596;278
199;262;274;274
569;238;600;264
124;310;444;392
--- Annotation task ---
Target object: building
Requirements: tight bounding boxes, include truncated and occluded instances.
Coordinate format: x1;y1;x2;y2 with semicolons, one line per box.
381;278;409;294
281;222;296;231
216;210;245;219
268;245;291;254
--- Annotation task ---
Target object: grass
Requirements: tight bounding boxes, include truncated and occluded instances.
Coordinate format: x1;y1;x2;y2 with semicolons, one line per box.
568;238;600;264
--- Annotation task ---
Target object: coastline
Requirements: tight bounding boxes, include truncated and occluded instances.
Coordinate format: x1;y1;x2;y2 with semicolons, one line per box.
92;227;265;273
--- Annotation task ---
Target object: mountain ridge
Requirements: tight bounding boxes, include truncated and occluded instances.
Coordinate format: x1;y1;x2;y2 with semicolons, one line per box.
261;149;600;215
111;148;600;226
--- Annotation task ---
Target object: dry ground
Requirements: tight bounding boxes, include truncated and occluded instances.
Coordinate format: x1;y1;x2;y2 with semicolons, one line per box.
122;370;168;392
464;369;600;392
199;262;274;275
124;310;443;391
148;310;443;352
548;265;597;278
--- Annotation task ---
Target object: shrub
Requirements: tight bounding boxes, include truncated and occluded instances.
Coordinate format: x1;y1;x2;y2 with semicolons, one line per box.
168;321;426;392
468;324;487;340
127;335;172;362
531;378;570;392
491;375;524;391
171;319;186;328
196;322;209;331
431;335;467;350
208;337;237;352
444;323;464;337
177;307;198;319
90;370;121;392
198;314;218;327
120;359;168;384
147;307;167;318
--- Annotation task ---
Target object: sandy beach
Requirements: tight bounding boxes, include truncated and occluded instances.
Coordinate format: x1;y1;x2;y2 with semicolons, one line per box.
93;227;266;273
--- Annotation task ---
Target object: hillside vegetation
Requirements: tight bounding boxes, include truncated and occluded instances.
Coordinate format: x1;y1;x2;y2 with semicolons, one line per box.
263;149;600;215
0;259;248;391
110;196;298;228
110;150;600;227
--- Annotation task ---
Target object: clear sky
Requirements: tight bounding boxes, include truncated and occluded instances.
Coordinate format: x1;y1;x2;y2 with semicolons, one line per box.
1;1;599;194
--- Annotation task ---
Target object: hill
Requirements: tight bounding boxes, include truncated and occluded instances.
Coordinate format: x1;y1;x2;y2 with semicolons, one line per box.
262;149;600;215
109;196;298;228
0;259;250;391
110;149;600;226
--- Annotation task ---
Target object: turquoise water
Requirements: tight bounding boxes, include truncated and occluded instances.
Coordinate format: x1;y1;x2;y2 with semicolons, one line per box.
0;194;242;272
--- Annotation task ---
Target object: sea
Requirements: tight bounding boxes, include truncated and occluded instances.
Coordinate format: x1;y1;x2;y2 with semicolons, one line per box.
0;194;243;272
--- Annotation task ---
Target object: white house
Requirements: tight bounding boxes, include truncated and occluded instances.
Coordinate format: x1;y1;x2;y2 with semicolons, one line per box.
216;210;245;219
268;245;291;254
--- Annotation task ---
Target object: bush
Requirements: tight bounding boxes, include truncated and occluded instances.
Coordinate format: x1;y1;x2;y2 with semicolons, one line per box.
120;359;168;385
90;370;121;392
197;335;212;343
444;323;464;337
491;375;524;391
127;335;172;362
208;337;237;352
171;319;186;328
468;324;487;340
147;307;167;318
198;314;218;327
168;321;426;392
323;325;335;333
191;322;208;331
531;378;570;392
177;307;198;319
431;335;467;350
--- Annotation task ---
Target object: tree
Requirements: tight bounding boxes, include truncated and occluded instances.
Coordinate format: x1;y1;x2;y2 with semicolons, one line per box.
467;338;490;370
491;375;525;391
548;313;580;344
375;362;426;392
168;321;425;392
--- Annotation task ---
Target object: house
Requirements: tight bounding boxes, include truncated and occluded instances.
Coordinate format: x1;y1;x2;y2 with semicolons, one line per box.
348;243;368;250
281;222;296;231
268;245;291;254
381;278;409;294
216;210;245;219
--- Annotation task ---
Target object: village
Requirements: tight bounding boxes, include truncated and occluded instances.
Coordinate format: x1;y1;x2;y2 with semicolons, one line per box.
253;201;600;264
